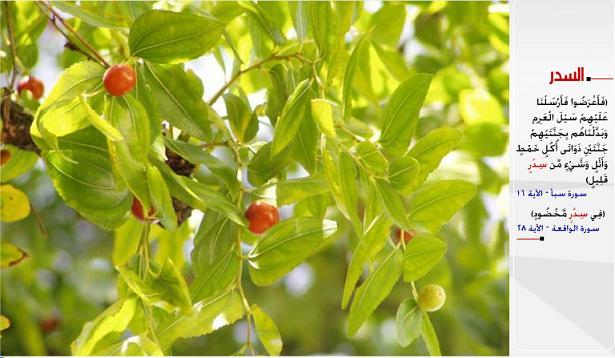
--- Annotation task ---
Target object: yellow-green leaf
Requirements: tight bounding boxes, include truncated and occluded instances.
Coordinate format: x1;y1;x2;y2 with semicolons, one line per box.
0;184;30;222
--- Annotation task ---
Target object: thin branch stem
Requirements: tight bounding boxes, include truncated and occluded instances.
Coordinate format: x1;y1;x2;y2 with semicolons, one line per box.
37;1;110;67
208;52;313;106
3;2;19;88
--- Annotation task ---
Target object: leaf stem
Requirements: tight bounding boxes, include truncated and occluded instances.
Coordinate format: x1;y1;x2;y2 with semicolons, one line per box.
37;1;110;67
410;281;419;300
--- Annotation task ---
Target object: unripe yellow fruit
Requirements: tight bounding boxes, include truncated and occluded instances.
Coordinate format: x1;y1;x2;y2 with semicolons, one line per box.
417;284;446;312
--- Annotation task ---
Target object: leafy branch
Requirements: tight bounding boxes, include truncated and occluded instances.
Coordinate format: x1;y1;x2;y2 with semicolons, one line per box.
36;1;110;67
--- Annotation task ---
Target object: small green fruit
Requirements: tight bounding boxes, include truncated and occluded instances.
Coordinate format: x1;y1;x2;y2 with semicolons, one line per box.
417;284;446;312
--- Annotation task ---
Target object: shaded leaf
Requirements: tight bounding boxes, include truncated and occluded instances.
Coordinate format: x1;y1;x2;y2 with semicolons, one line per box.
396;298;422;347
347;248;403;336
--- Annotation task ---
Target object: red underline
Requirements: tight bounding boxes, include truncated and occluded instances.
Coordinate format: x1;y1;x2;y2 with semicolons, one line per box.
517;238;540;241
590;77;613;80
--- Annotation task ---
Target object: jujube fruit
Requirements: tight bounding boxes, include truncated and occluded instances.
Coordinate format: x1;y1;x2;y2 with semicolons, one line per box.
417;284;446;312
131;197;155;221
40;317;60;333
17;76;44;99
103;64;136;96
0;149;10;165
245;201;280;234
395;228;414;244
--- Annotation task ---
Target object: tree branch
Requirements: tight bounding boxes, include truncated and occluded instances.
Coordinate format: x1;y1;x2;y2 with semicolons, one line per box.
37;1;110;68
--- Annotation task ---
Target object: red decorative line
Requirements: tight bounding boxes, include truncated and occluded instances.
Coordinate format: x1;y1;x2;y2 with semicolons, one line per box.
517;238;540;241
590;77;613;80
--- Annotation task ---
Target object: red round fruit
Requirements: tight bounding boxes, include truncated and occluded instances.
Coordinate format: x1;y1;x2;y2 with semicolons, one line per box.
0;149;10;165
395;228;414;244
103;64;136;96
40;317;60;333
245;201;280;234
17;76;44;99
131;197;155;221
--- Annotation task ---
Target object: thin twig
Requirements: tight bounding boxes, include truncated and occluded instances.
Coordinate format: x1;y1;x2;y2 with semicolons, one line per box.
37;1;110;67
29;203;49;239
3;2;19;88
207;52;313;106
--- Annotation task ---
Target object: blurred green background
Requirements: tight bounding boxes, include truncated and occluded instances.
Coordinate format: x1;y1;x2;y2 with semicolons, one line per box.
1;1;509;355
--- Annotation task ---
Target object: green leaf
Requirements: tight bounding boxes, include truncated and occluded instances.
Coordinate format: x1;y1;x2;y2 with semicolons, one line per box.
247;143;293;186
191;212;240;302
288;2;308;41
163;137;238;193
402;236;447;282
388;156;420;194
342;35;368;122
459;89;505;124
421;312;441;356
308;1;333;57
409;180;476;233
1;241;28;268
34;96;91;139
461;122;508;157
191;242;240;302
408;127;462;190
38;61;105;111
94;335;163;356
0;146;38;183
379;74;432;155
337;151;362;236
146;166;177;230
271;79;312;156
293;110;318;173
276;175;329;206
129;10;224;64
396;298;422;347
105;96;151;208
71;299;137;355
79;95;123;141
252;305;283;356
141;62;210;140
113;218;144;267
44;150;131;230
373;179;412;230
0;184;30;222
347;248;403;336
118;259;191;313
356;141;388;175
154;162;245;226
342;213;391;309
52;1;134;28
237;1;285;46
310;99;336;138
369;4;407;48
157;289;244;349
248;218;338;286
224;93;257;143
